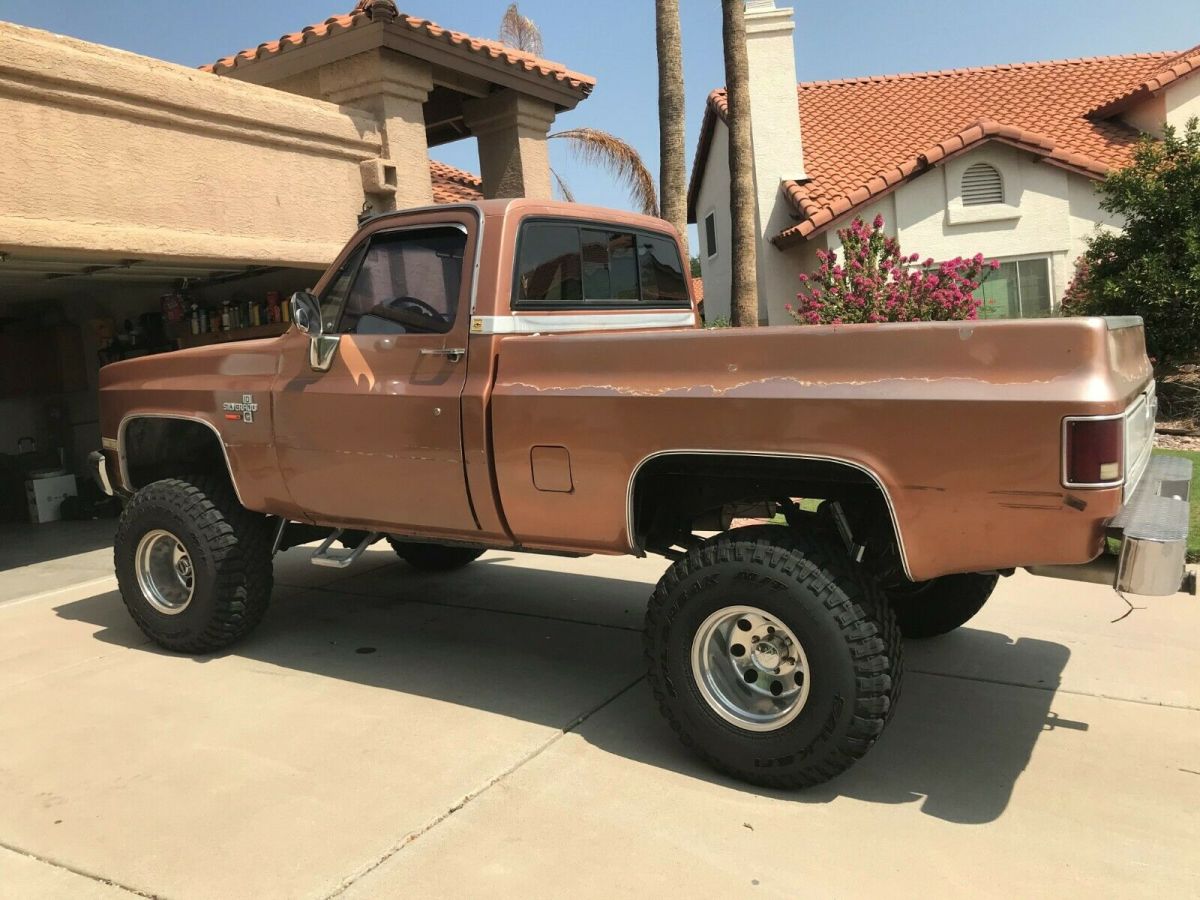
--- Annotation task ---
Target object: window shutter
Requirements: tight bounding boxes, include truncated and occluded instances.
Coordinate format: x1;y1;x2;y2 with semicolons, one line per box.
961;163;1004;206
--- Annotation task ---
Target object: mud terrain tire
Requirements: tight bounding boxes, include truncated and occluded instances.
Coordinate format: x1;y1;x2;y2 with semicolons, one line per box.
114;476;273;653
645;525;902;789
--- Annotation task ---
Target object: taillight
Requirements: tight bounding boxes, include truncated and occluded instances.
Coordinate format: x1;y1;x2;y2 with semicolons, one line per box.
1063;417;1124;487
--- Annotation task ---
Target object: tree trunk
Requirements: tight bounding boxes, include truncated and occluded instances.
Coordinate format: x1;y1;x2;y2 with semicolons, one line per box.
655;0;689;262
721;0;759;326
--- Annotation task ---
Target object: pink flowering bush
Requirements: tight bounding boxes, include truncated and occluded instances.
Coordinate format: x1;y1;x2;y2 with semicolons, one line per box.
785;215;998;325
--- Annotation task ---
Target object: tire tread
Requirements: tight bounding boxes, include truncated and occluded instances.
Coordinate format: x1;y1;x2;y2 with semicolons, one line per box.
644;525;902;789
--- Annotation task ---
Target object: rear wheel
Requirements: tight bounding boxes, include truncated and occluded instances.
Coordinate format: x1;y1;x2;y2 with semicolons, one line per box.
388;539;484;571
114;476;273;653
886;573;998;638
645;525;901;789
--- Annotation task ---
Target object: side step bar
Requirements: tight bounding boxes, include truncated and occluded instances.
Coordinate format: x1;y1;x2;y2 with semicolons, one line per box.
311;529;380;569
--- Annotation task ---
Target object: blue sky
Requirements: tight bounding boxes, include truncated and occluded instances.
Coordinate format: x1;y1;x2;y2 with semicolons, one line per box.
3;0;1196;240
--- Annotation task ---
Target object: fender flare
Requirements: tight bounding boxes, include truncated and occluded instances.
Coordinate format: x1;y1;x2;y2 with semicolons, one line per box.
117;413;246;506
624;449;913;581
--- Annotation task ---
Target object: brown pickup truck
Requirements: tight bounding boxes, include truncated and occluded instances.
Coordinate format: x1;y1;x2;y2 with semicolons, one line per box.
92;198;1194;789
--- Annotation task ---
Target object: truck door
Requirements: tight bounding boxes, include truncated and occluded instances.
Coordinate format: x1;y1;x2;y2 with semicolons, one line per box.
272;210;478;536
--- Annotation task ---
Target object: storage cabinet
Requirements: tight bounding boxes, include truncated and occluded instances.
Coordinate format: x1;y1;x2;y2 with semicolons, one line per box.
0;324;87;397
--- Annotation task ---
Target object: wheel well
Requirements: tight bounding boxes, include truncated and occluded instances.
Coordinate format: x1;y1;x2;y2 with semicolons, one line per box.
630;453;906;578
122;418;232;493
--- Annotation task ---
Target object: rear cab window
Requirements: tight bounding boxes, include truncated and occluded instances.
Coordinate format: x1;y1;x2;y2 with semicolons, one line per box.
514;220;690;309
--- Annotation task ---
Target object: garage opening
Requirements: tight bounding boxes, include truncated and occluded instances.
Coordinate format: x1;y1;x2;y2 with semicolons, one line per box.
0;251;321;567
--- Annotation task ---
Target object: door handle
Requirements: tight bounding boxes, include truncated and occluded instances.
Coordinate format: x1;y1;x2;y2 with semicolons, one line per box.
420;348;466;362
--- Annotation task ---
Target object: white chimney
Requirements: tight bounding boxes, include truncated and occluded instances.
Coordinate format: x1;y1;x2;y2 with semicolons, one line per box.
744;0;806;182
743;1;807;324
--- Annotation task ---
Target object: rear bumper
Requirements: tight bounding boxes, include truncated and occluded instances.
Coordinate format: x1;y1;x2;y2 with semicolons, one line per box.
1028;454;1194;596
1111;454;1193;595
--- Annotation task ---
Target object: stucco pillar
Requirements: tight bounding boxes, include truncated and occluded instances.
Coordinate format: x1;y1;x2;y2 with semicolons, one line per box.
462;90;555;200
320;50;435;209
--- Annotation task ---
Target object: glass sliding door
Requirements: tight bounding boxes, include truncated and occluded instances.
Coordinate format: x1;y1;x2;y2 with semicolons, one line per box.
974;256;1053;319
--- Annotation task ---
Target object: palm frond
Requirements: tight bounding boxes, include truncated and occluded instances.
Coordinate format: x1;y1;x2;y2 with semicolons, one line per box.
498;3;544;56
549;128;659;217
551;168;576;204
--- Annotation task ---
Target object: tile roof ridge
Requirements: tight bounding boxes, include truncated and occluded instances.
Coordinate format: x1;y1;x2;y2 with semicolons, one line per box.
795;50;1180;90
773;117;1113;247
199;2;595;92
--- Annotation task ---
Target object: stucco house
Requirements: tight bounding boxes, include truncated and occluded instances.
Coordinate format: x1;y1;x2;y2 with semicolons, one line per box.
690;0;1200;325
0;0;591;524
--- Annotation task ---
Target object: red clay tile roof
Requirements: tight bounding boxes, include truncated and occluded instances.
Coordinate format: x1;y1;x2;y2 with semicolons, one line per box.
1091;42;1200;117
691;276;704;303
200;0;594;97
689;50;1195;246
430;160;482;203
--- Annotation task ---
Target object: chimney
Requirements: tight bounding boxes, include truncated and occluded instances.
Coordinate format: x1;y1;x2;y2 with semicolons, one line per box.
744;0;806;182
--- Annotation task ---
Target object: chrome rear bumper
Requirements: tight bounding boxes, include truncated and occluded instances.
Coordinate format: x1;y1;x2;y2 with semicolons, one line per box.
1029;454;1194;596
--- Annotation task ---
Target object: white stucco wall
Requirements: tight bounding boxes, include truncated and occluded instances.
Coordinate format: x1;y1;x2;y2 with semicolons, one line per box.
694;119;733;323
754;143;1123;323
1165;71;1200;129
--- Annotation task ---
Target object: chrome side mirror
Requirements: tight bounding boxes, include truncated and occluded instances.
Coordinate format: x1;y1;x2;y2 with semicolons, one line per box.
290;290;339;373
290;291;322;337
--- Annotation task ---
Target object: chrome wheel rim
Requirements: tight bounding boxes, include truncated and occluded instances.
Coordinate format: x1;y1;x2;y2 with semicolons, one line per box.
690;605;811;732
134;529;195;615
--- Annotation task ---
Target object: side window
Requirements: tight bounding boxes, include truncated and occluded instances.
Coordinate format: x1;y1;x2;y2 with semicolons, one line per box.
337;227;467;335
515;221;690;309
704;212;717;257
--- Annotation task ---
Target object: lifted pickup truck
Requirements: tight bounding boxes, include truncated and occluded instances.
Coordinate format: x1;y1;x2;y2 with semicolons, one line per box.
92;198;1194;789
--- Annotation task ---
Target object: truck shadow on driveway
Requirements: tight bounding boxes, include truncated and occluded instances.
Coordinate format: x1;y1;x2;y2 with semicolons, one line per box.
56;552;1075;826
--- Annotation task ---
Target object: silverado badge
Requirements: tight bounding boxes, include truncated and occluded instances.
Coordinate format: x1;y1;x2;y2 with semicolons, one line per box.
222;394;259;424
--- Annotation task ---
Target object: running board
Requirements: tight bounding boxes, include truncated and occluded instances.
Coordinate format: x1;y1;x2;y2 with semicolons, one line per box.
311;529;380;568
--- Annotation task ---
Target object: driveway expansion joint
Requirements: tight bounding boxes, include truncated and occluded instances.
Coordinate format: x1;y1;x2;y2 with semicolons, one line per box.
323;674;647;899
0;839;158;899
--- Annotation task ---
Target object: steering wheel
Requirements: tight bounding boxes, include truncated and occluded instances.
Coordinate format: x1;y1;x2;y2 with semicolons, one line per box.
360;295;448;333
387;296;442;320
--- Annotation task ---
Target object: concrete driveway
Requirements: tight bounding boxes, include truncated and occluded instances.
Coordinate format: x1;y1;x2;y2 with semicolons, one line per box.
1;522;1197;899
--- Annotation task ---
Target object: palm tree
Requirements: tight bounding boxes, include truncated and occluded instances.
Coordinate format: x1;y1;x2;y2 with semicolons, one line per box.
496;4;658;218
655;0;689;260
548;129;658;217
498;3;543;56
721;0;759;326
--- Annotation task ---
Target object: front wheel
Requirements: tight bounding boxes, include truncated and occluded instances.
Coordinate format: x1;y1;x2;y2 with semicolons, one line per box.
114;476;273;653
645;526;902;789
886;573;998;638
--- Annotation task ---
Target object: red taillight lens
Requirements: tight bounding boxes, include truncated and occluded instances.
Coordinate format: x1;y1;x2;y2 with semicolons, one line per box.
1064;418;1124;486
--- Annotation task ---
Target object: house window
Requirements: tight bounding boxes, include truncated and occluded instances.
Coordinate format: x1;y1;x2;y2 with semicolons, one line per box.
975;258;1052;319
704;212;718;257
514;220;689;308
961;163;1004;206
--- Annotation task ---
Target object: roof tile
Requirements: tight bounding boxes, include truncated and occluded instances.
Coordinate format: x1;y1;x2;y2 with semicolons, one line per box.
689;49;1194;245
429;160;482;203
200;1;595;96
